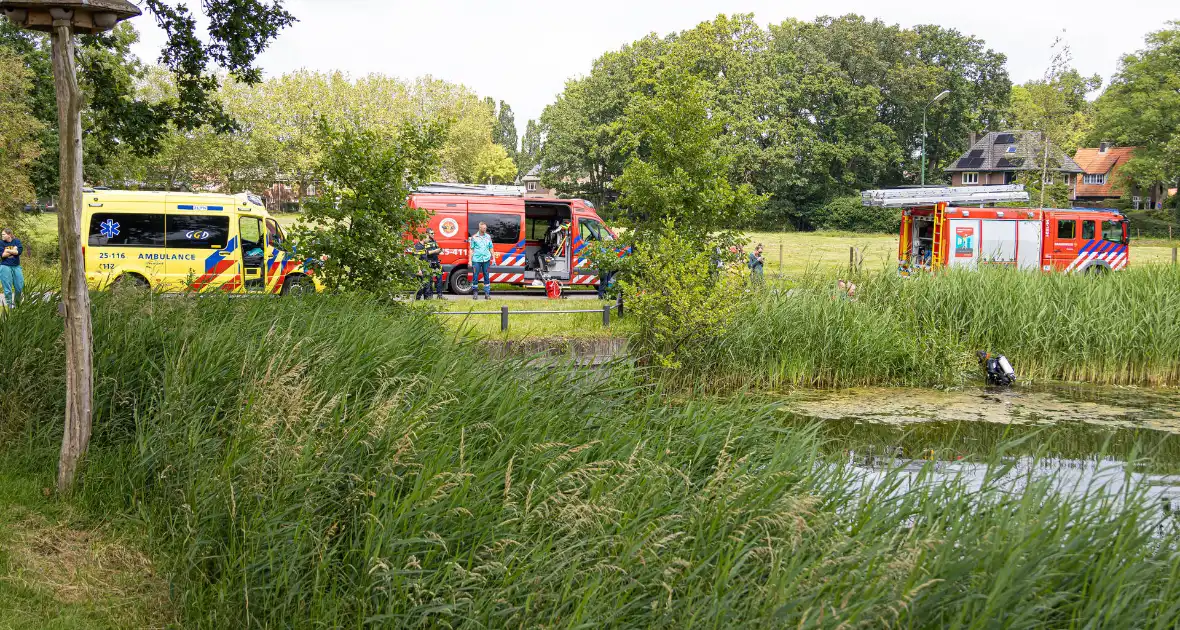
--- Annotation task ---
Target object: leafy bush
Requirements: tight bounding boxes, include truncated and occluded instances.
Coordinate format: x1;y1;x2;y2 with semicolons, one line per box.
620;223;747;369
291;120;446;295
1127;208;1180;239
810;195;901;233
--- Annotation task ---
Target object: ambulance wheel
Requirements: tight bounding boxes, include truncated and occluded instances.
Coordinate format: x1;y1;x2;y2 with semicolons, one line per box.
449;267;472;294
113;273;149;291
281;274;315;296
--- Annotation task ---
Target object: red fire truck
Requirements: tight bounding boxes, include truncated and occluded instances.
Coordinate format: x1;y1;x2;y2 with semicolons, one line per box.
408;184;617;294
862;185;1130;273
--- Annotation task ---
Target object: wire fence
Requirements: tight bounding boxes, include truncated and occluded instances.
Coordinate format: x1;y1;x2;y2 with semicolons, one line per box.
432;296;625;332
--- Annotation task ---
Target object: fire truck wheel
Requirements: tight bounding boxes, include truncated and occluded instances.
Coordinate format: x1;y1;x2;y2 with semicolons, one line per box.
1084;264;1109;276
449;267;472;294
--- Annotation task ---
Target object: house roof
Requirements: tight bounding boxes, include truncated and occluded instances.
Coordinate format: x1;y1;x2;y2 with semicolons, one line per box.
945;131;1083;173
1073;146;1137;198
1073;146;1136;175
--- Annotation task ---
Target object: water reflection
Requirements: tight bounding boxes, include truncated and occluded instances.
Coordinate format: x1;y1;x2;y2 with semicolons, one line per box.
767;384;1180;528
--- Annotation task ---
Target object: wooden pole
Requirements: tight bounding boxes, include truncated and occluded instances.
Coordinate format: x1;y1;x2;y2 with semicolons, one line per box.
52;22;94;494
1172;247;1176;266
778;242;783;280
500;305;509;332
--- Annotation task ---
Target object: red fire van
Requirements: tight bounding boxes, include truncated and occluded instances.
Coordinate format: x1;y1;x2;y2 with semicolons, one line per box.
409;184;617;294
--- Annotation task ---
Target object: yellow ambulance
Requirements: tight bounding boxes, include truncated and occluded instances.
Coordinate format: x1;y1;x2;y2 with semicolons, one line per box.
83;189;317;294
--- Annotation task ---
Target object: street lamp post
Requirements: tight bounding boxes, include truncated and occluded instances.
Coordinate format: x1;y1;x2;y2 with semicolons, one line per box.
921;90;951;186
1;0;141;493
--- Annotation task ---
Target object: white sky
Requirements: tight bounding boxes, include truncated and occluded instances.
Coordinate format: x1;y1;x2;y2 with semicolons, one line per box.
130;0;1175;136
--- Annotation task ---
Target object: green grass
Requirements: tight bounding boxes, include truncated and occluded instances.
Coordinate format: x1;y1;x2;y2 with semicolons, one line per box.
0;472;173;629
3;295;1180;627
671;265;1180;390
428;297;630;340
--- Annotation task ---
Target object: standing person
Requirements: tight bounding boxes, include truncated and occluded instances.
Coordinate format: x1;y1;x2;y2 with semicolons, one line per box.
469;222;496;300
423;228;444;299
748;243;765;285
413;237;431;300
0;228;24;308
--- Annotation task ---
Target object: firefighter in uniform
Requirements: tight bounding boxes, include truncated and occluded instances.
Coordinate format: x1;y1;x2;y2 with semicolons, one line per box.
413;239;429;300
423;228;444;299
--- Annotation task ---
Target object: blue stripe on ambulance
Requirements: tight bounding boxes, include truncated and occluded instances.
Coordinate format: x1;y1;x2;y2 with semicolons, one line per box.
177;204;225;211
204;237;238;273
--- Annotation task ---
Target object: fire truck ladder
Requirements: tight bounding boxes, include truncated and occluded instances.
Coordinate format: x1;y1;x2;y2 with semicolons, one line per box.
414;183;527;197
931;202;947;268
861;185;1029;208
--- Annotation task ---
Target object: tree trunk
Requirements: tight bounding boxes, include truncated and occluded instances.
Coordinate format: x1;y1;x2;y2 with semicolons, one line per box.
52;24;94;495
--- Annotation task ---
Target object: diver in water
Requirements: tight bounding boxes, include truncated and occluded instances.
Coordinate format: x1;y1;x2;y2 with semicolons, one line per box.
977;351;1016;386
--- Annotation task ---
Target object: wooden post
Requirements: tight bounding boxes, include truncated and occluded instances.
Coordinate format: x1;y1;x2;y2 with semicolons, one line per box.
778;242;784;280
849;246;855;276
616;295;624;318
52;23;94;494
602;304;611;328
1172;247;1176;266
500;305;509;332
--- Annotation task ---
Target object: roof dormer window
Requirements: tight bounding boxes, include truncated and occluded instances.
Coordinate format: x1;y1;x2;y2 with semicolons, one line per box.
1099;142;1110;153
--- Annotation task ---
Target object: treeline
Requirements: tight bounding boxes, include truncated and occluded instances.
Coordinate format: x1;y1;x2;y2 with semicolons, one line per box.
536;14;1012;229
0;20;525;214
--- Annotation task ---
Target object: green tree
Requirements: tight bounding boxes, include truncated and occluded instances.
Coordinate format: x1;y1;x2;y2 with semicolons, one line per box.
615;62;761;244
539;34;666;208
0;47;42;221
1016;39;1089;209
472;143;517;184
536;14;1010;229
0;2;294;197
493;100;517;162
1092;22;1180;209
518;118;542;177
1006;69;1100;153
292;121;446;294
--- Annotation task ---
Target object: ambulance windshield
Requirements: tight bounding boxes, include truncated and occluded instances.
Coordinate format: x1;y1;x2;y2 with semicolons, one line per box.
1103;220;1126;244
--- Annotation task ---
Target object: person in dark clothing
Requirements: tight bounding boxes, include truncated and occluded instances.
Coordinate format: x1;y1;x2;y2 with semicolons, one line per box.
422;229;444;298
413;238;432;300
1;227;24;308
977;351;1016;386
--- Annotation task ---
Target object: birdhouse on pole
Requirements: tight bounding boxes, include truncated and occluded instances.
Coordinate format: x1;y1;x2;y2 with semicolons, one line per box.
0;0;141;34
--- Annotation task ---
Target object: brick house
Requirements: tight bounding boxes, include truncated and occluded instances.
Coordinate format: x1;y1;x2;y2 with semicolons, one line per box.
520;164;556;198
1073;143;1166;208
946;131;1082;199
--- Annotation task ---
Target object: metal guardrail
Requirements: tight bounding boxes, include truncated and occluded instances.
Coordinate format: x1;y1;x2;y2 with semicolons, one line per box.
433;297;624;331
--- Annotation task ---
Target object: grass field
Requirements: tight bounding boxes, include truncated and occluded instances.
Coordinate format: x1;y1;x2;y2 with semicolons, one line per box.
429;296;629;339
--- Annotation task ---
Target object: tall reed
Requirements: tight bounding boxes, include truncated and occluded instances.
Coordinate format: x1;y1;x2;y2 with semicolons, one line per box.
2;295;1179;628
688;266;1180;389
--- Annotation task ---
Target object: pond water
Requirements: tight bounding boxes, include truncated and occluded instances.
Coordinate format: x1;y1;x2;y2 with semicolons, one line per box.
770;385;1180;520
